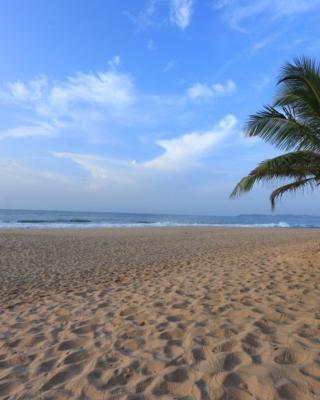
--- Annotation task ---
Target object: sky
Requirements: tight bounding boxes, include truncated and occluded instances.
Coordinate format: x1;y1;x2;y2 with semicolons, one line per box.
1;0;320;215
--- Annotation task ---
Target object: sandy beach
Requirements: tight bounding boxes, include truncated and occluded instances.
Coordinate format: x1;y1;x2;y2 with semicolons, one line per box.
0;227;320;400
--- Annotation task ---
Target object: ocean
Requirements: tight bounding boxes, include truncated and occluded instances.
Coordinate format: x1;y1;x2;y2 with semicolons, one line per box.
0;209;319;229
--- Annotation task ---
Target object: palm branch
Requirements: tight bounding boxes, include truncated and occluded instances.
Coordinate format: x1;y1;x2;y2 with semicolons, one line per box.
231;57;320;209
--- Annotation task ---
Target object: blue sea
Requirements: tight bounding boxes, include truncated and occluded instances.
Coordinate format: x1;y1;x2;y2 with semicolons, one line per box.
0;209;319;229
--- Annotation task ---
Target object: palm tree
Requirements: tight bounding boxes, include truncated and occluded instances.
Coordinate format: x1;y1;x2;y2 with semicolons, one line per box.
231;57;320;209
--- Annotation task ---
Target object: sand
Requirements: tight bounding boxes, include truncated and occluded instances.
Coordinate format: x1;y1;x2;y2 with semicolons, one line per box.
0;227;320;400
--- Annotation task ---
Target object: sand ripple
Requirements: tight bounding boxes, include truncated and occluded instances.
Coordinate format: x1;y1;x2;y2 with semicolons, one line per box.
0;228;319;399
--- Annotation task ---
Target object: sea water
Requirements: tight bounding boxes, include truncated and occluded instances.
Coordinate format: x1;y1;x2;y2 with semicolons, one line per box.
0;209;319;228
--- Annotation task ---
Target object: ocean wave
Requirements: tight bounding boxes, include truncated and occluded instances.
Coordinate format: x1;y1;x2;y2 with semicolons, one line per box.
17;219;92;224
0;220;318;229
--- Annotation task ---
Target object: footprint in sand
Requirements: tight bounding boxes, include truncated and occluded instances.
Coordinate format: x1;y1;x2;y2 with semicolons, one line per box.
41;365;82;391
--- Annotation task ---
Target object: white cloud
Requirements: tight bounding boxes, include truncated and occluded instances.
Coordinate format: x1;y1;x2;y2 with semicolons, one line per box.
188;83;212;99
47;69;135;116
0;60;235;152
5;76;48;103
145;114;237;170
3;64;220;142
0;123;57;140
170;0;193;30
2;62;135;119
51;115;237;188
1;58;196;136
216;0;320;31
188;79;236;100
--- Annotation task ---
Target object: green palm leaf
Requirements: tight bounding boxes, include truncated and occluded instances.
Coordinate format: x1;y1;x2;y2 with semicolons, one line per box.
275;57;320;119
270;178;318;210
231;56;320;209
230;151;320;198
245;106;320;151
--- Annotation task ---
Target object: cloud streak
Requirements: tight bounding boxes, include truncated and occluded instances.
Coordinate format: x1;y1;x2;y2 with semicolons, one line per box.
216;0;320;31
51;115;237;188
0;123;57;140
170;0;193;30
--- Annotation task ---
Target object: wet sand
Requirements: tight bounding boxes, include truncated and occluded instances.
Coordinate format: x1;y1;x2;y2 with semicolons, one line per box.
0;227;320;400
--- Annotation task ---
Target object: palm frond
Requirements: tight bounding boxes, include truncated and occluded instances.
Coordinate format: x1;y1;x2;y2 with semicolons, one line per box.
275;57;320;119
252;151;320;177
270;177;318;210
245;106;320;151
231;57;320;210
230;175;257;198
230;151;320;198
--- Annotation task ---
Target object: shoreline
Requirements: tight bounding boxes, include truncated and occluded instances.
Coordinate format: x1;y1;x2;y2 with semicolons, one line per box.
0;225;319;231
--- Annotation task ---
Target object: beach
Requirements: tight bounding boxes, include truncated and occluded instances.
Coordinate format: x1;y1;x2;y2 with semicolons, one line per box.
0;227;320;400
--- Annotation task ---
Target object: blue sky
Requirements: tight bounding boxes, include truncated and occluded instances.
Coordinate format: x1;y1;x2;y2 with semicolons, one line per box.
1;0;320;215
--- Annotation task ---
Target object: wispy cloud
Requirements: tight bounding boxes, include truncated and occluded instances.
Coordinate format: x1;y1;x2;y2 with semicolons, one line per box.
164;59;176;72
145;114;237;170
216;0;320;31
52;152;135;189
6;76;48;103
251;31;282;53
53;152;110;180
125;0;164;30
251;37;272;52
188;79;236;100
2;65;135;119
0;123;57;140
170;0;193;30
48;69;134;114
52;115;237;188
0;59;237;146
0;60;140;142
127;0;193;31
108;55;121;69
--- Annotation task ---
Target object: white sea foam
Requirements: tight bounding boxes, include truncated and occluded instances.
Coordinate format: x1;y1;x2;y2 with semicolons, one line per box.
0;221;306;229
